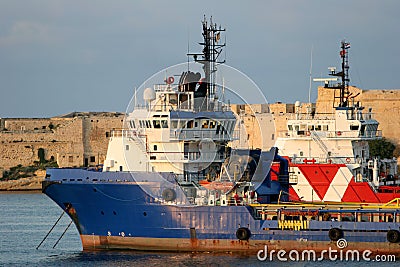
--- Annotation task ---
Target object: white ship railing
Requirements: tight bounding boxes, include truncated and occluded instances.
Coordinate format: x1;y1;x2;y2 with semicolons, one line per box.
170;129;239;141
110;129;144;138
288;156;359;164
278;130;382;139
285;111;377;121
148;151;226;162
285;113;336;121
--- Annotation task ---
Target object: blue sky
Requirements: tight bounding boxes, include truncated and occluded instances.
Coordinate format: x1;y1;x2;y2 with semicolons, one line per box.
1;0;399;117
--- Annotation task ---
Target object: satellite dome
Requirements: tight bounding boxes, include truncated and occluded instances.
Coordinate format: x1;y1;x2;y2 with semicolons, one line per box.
143;87;156;101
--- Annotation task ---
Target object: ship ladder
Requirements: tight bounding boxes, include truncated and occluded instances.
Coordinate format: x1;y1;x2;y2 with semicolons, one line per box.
131;136;148;154
310;131;330;158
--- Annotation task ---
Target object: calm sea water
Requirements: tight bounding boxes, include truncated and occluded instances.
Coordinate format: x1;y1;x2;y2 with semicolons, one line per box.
0;192;395;266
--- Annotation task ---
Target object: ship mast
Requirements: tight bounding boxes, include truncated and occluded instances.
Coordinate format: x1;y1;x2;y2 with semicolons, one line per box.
188;16;226;107
327;40;351;108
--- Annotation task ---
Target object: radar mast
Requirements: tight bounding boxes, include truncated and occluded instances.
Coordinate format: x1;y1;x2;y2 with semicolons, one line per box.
327;40;351;108
188;16;226;104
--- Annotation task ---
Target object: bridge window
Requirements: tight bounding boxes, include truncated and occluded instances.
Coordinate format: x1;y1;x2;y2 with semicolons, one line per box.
186;120;194;129
153;120;161;128
146;120;152;128
201;120;209;128
209;120;216;129
350;125;359;131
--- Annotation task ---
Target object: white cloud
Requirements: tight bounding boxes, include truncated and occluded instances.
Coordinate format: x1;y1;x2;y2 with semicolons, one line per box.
0;21;57;46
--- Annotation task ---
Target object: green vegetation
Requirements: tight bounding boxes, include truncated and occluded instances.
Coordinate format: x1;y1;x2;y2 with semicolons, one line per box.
1;161;58;181
368;138;396;159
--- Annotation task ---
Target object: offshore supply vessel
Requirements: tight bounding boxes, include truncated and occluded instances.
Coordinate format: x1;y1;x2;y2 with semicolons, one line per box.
43;18;400;256
275;41;400;203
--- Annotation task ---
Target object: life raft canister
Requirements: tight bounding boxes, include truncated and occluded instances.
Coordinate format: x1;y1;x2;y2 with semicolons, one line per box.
162;188;176;202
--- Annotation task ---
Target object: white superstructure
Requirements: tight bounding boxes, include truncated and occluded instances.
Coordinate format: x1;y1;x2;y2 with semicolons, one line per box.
276;40;397;189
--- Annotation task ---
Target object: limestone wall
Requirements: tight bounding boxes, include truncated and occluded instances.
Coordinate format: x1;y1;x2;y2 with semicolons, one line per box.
82;115;124;166
0;112;124;171
0;117;84;170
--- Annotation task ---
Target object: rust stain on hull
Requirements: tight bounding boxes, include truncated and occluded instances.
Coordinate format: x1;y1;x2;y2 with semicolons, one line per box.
80;235;400;256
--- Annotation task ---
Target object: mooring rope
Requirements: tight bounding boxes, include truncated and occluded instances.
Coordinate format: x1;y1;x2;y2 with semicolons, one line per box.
36;211;65;249
52;220;73;249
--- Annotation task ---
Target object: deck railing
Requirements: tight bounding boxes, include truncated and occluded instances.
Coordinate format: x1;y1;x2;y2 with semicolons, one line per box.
170;129;239;141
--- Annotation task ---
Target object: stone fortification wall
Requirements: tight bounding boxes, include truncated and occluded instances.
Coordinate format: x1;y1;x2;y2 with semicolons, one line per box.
82;114;124;166
0;117;84;170
231;104;276;150
0;112;124;171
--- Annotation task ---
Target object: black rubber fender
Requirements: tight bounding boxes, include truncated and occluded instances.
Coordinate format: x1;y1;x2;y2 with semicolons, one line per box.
387;229;400;243
236;227;251;240
328;228;343;241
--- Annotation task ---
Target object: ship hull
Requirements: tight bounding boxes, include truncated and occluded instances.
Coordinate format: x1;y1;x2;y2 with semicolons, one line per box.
80;235;400;256
42;170;400;257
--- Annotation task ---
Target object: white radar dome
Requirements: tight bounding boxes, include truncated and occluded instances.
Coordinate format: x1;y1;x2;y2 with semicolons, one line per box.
143;87;156;101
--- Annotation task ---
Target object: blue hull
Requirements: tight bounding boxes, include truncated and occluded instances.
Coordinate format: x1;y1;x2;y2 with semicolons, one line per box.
42;169;400;255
